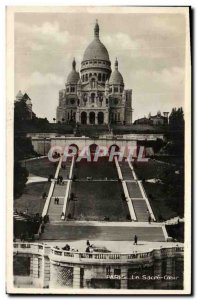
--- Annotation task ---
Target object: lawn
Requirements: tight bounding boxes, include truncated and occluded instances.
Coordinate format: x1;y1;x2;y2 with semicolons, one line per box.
143;182;178;221
67;181;129;221
14;182;50;215
74;157;118;179
133;159;174;180
22;157;57;178
133;159;183;220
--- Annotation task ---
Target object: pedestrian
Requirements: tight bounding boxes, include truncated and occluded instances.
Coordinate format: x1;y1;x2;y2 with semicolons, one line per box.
57;197;59;205
86;246;90;253
41;224;45;234
148;215;151;224
134;235;138;245
87;240;90;247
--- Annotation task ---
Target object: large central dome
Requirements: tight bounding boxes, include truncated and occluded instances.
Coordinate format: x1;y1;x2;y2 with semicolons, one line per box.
82;21;110;62
83;39;110;61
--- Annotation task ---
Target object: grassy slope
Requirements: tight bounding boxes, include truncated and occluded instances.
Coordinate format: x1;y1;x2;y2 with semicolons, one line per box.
133;159;180;221
14;182;50;215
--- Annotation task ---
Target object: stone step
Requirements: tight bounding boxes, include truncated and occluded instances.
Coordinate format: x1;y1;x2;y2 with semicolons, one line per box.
126;182;143;198
132;199;149;222
40;224;165;242
119;162;134;180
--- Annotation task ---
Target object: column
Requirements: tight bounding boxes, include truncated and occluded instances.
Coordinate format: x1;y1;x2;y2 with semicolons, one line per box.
154;260;162;277
95;112;98;125
121;266;128;289
87;112;90;125
76;111;80;123
104;111;108;125
32;255;42;288
42;256;50;288
73;267;81;289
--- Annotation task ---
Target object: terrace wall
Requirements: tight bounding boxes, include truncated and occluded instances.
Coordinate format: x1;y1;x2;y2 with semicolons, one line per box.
13;243;183;289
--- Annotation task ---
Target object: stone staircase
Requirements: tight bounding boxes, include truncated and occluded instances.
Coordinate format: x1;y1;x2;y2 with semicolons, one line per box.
46;158;73;222
126;182;143;198
59;158;72;179
47;183;68;222
132;199;149;222
76;125;109;136
119;161;134;180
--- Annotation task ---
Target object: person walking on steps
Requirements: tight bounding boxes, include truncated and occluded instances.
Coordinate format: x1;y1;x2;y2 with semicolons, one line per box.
134;234;138;245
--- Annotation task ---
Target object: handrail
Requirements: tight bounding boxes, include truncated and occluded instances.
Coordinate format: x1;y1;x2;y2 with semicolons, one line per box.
61;155;75;219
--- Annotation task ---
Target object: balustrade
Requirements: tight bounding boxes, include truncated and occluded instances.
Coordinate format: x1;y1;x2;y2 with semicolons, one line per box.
13;243;184;264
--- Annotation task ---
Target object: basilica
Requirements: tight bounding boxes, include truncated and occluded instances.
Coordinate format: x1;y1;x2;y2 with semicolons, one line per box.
56;21;133;125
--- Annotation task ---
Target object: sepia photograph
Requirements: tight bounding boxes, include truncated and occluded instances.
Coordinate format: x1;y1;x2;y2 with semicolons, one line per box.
6;6;191;294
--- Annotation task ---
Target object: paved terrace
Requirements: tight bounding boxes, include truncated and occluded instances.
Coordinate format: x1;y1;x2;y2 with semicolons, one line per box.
40;221;167;242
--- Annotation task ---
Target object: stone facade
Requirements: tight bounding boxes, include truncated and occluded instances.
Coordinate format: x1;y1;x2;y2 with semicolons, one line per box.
56;21;133;125
13;243;184;289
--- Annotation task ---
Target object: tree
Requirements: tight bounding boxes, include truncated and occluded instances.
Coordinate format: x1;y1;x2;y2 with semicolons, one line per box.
159;167;184;216
14;99;30;131
14;162;29;198
169;107;184;130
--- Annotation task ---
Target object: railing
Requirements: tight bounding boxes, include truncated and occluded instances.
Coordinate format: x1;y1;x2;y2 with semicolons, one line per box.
13;243;184;263
14;243;47;255
61;155;75;220
49;246;183;264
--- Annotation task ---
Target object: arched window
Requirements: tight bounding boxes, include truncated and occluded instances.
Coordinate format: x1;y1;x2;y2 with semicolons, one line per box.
85;74;88;81
67;112;70;120
98;112;104;124
81;112;87;124
118;112;120;121
91;79;95;89
91;93;95;103
89;112;95;124
102;74;105;81
98;73;101;81
89;73;92;78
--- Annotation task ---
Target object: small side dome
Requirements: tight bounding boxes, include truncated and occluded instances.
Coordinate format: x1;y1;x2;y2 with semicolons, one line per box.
16;90;24;101
77;78;82;85
109;58;124;85
67;58;80;84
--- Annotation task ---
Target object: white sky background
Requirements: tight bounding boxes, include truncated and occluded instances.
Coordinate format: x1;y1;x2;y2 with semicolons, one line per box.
14;11;186;122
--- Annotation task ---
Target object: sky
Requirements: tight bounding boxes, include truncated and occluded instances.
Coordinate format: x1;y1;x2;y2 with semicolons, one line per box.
14;10;187;122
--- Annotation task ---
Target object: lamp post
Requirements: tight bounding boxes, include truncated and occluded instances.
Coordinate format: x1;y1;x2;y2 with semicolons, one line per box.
43;137;46;156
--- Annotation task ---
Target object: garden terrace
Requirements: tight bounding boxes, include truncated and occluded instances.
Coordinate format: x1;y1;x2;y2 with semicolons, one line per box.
14;182;50;215
22;157;57;178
